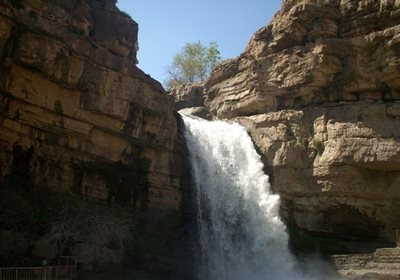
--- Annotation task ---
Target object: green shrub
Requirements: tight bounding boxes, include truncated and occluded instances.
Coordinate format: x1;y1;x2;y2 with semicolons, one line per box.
312;139;325;156
76;153;151;207
286;125;296;140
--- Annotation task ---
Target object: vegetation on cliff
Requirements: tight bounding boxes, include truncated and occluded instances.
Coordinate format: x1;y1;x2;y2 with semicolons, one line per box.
165;41;221;87
0;184;182;275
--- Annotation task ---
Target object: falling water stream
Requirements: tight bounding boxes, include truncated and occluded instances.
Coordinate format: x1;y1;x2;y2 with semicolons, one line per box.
182;114;335;280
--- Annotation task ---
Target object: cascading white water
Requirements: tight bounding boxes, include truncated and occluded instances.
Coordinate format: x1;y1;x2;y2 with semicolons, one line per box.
182;114;323;280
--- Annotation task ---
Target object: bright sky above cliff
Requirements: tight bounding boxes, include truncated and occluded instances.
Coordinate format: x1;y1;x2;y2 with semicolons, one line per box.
117;0;282;85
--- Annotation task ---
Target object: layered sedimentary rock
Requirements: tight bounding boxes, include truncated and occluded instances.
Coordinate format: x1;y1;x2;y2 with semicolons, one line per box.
173;0;400;243
0;0;192;273
235;104;400;242
333;247;400;279
0;0;181;208
205;0;400;119
168;83;211;119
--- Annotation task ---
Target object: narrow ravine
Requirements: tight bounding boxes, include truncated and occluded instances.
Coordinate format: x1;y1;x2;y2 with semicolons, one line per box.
182;114;338;280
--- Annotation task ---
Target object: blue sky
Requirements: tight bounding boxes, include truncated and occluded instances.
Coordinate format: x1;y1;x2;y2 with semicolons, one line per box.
117;1;282;84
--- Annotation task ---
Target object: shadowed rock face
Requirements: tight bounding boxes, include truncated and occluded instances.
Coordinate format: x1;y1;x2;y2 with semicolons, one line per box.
167;83;212;119
0;0;182;209
171;0;400;243
0;1;198;274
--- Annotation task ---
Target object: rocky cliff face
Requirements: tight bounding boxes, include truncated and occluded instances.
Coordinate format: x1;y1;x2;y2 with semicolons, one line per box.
0;0;183;209
0;1;194;273
174;0;400;244
205;0;400;119
168;83;211;119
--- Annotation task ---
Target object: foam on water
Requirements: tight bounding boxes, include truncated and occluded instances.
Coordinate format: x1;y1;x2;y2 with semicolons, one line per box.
182;114;336;280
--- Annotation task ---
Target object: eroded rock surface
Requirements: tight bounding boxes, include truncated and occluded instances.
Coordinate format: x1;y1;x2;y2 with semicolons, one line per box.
0;0;182;209
333;247;400;279
0;0;197;274
168;83;211;119
235;104;400;242
211;0;400;244
171;0;400;244
205;0;400;119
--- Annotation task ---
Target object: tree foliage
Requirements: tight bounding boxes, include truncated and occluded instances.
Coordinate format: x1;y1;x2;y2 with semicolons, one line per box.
165;41;221;87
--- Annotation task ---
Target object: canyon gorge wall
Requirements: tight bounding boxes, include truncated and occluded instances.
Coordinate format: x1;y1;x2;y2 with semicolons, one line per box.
172;0;400;244
1;0;399;273
0;0;183;209
0;0;194;274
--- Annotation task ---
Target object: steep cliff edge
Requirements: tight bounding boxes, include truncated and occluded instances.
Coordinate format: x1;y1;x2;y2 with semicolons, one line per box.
0;0;193;275
205;0;400;119
0;0;182;209
173;0;400;245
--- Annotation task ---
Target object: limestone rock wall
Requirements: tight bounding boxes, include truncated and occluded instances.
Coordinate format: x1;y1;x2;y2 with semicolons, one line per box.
172;0;400;242
205;0;400;119
0;0;181;209
235;103;400;242
218;0;400;242
167;83;211;119
333;247;400;279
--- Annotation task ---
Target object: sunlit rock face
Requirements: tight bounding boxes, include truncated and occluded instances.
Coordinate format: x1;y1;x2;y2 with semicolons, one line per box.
234;104;400;243
174;0;400;243
205;0;400;119
0;0;182;209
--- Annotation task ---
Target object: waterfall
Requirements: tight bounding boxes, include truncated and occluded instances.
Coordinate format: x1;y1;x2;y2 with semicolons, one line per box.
182;114;324;280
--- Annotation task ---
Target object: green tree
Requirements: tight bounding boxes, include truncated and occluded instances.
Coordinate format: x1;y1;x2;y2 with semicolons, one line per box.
165;41;221;87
